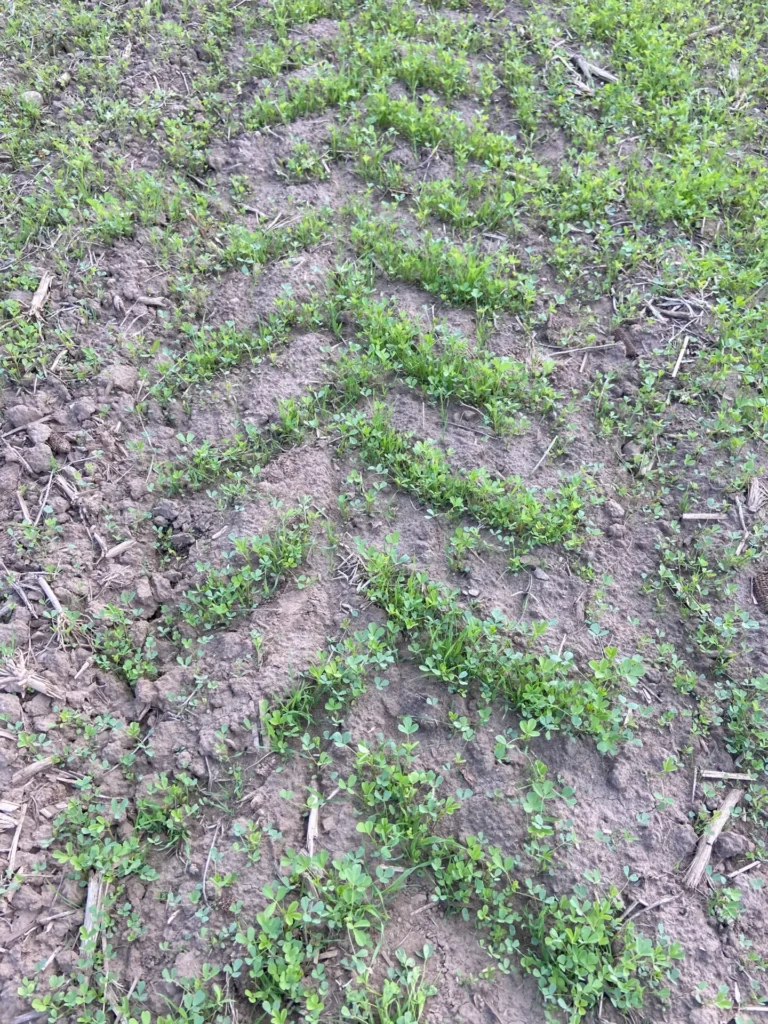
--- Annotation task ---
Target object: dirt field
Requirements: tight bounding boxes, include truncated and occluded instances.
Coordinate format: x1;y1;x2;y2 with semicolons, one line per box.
1;1;768;1022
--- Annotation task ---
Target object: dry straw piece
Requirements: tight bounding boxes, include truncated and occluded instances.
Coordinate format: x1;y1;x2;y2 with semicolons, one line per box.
684;789;743;889
746;477;768;514
0;651;63;700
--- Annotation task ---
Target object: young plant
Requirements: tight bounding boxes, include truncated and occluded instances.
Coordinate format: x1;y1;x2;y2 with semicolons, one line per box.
520;882;684;1022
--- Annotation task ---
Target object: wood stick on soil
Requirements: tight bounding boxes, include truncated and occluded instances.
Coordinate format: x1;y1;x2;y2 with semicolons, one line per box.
570;76;594;96
34;472;54;526
2;414;53;439
81;871;107;954
38;576;63;614
573;54;618;84
104;538;136;559
700;770;755;782
685;22;724;42
746;477;768;513
5;909;77;947
671;335;690;378
681;512;726;521
5;446;33;475
625;892;681;919
619;898;645;922
6;801;27;875
257;699;271;750
54;474;78;503
546;341;619;355
727;860;761;880
11;582;34;615
646;300;669;323
201;823;221;906
11;755;55;787
304;787;338;859
735;495;750;555
0;653;61;699
306;799;319;858
29;271;53;319
91;530;109;558
49;350;66;373
10;1009;49;1024
736;496;748;533
684;788;743;889
529;435;558;476
16;490;32;523
74;656;93;681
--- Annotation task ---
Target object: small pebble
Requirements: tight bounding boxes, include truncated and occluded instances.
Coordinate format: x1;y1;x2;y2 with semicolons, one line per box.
25;442;54;475
153;499;180;522
69;397;96;422
7;404;41;428
27;422;51;444
207;148;228;172
127;476;147;500
100;364;138;392
606;498;625;520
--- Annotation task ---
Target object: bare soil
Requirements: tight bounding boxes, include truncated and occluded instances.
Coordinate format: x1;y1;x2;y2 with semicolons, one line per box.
1;1;767;1023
